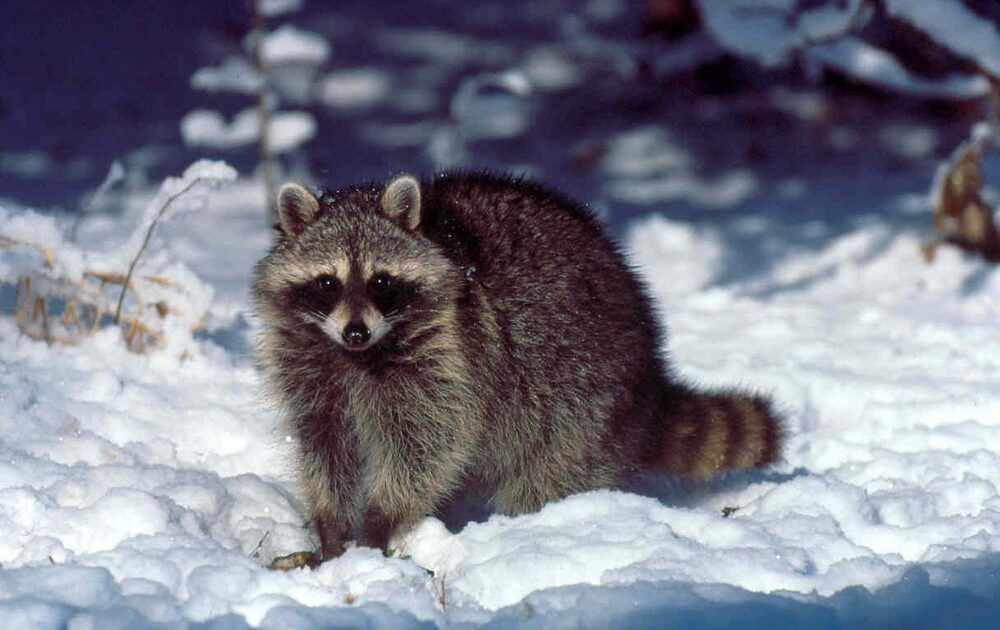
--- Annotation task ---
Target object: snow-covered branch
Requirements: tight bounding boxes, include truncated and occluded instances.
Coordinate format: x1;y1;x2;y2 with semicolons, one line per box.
695;0;998;100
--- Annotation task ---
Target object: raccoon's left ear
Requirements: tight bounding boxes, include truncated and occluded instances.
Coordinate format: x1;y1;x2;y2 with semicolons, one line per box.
277;183;321;237
381;174;421;231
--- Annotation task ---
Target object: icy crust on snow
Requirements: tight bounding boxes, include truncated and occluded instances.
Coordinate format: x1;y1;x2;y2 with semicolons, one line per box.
2;203;1000;625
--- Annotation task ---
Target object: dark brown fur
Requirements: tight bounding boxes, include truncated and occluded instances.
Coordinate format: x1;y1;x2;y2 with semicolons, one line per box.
252;172;784;559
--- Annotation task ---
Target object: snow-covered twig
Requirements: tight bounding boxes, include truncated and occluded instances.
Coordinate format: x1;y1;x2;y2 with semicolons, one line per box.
70;161;125;242
0;234;54;269
114;178;204;323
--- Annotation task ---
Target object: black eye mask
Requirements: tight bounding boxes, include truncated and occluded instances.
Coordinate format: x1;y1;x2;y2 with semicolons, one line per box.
367;274;417;316
290;275;342;316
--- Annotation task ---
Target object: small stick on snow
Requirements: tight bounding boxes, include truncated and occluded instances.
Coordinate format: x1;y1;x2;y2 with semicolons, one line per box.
250;530;271;559
436;572;447;611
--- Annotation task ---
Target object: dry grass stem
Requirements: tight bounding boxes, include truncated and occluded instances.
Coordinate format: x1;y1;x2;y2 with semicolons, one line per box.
114;177;205;323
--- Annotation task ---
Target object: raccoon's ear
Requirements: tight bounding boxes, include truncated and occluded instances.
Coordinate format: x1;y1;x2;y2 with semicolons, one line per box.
277;183;321;237
381;174;421;231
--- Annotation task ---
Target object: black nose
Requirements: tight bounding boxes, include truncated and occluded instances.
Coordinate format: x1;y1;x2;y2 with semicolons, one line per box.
342;322;371;349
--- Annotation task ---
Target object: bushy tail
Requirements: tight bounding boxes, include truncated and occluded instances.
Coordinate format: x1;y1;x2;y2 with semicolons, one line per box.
647;385;784;480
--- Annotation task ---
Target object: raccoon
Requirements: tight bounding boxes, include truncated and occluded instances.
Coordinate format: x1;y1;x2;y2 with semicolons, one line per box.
252;172;783;560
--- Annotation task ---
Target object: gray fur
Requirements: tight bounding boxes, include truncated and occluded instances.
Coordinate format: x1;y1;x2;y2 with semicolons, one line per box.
252;172;784;559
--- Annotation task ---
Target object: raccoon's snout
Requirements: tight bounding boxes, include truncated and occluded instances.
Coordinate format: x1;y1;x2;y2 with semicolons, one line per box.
342;321;371;351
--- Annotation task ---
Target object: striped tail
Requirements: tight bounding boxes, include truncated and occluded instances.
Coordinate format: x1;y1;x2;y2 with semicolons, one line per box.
648;385;784;480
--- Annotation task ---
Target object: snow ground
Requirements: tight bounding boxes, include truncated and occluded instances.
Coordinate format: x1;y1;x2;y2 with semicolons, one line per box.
2;176;999;627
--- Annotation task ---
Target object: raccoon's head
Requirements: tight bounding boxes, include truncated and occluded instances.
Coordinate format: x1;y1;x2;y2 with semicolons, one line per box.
252;174;461;359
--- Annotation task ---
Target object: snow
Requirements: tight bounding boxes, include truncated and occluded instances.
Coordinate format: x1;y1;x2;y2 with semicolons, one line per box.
266;112;318;153
882;0;1000;78
123;159;237;255
180;109;316;153
1;152;54;179
602;127;758;209
878;125;937;161
181;109;260;150
697;0;993;100
808;38;990;100
695;0;865;67
376;28;512;66
448;72;532;141
191;58;264;95
518;47;583;92
258;0;304;18
317;68;393;109
4;165;1000;625
260;25;330;66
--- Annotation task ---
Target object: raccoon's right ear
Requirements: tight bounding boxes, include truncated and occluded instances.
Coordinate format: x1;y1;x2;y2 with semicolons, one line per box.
381;174;421;231
277;183;321;237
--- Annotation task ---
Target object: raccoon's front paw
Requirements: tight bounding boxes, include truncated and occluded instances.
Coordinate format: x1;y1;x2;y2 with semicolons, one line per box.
268;550;321;571
357;506;394;552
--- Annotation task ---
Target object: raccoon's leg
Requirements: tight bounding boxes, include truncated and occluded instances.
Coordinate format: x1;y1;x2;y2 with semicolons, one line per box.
357;504;397;551
355;449;471;551
354;406;475;551
296;415;365;561
489;451;620;515
648;383;784;479
300;459;352;560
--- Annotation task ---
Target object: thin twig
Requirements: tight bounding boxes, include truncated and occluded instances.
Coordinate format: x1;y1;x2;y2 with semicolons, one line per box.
250;530;271;559
70;162;123;242
436;572;448;611
114;178;204;323
13;276;31;323
987;74;1000;128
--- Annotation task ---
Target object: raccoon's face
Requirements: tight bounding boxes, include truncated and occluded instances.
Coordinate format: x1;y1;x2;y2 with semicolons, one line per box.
253;175;460;359
288;261;418;353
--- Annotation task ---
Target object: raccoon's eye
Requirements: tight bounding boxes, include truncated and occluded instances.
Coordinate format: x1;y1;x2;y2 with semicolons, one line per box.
315;275;340;293
369;274;396;293
368;273;413;314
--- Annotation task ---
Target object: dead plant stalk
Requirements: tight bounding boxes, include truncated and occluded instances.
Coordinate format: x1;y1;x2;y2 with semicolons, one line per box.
114;177;205;323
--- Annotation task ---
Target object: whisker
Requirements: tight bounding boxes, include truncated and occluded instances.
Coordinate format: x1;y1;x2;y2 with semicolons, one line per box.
299;309;328;323
393;308;450;317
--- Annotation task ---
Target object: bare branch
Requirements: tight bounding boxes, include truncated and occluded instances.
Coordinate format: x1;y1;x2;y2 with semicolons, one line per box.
252;0;277;222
